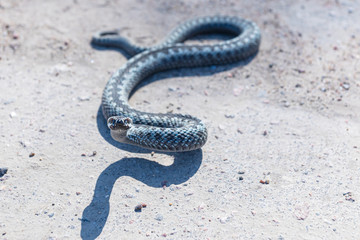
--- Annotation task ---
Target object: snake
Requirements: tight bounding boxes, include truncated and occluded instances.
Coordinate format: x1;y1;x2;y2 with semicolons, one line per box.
92;16;261;152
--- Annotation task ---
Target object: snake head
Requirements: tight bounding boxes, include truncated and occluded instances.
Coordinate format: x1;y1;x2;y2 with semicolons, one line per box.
107;116;133;130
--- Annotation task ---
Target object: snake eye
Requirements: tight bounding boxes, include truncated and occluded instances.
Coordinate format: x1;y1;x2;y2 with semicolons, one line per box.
123;117;133;125
107;116;118;130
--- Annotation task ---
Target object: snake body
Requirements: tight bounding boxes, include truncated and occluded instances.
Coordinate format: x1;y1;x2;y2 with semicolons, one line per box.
92;16;261;152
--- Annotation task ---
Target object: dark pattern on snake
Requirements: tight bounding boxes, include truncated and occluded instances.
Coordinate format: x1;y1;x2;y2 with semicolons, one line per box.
92;16;261;152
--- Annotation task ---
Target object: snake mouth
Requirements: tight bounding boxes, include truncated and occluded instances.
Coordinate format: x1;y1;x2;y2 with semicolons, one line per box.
107;116;133;130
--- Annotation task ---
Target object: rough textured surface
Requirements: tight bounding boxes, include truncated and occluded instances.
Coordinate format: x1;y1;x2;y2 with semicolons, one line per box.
95;16;260;151
0;0;359;239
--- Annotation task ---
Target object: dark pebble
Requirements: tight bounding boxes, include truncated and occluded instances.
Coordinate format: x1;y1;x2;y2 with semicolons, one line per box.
135;203;147;212
0;168;8;177
260;180;270;184
224;114;235;119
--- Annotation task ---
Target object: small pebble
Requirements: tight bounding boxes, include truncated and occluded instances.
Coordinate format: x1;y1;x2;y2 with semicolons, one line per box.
284;101;290;107
89;151;97;157
219;217;229;224
293;68;305;74
260;180;270;184
155;214;163;221
19;141;29;148
224;114;235;118
134;205;142;212
343;192;355;202
135;203;147;212
0;168;8;177
9;112;17;118
341;82;350;90
125;194;134;198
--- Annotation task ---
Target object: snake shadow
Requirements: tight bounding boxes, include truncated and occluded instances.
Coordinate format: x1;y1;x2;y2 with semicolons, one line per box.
80;151;202;239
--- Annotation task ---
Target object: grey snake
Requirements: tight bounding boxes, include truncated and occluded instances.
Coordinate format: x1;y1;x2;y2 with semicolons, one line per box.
92;16;261;152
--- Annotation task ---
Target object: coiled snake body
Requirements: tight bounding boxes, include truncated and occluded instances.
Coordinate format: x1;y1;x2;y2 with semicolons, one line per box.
92;16;261;152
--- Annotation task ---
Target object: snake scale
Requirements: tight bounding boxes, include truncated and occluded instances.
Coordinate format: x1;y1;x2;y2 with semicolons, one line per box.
92;16;261;152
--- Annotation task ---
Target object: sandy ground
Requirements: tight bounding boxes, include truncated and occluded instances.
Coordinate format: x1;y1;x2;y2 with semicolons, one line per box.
1;0;360;239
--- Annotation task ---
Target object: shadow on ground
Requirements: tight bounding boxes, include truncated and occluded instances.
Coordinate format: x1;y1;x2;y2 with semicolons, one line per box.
80;151;202;239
